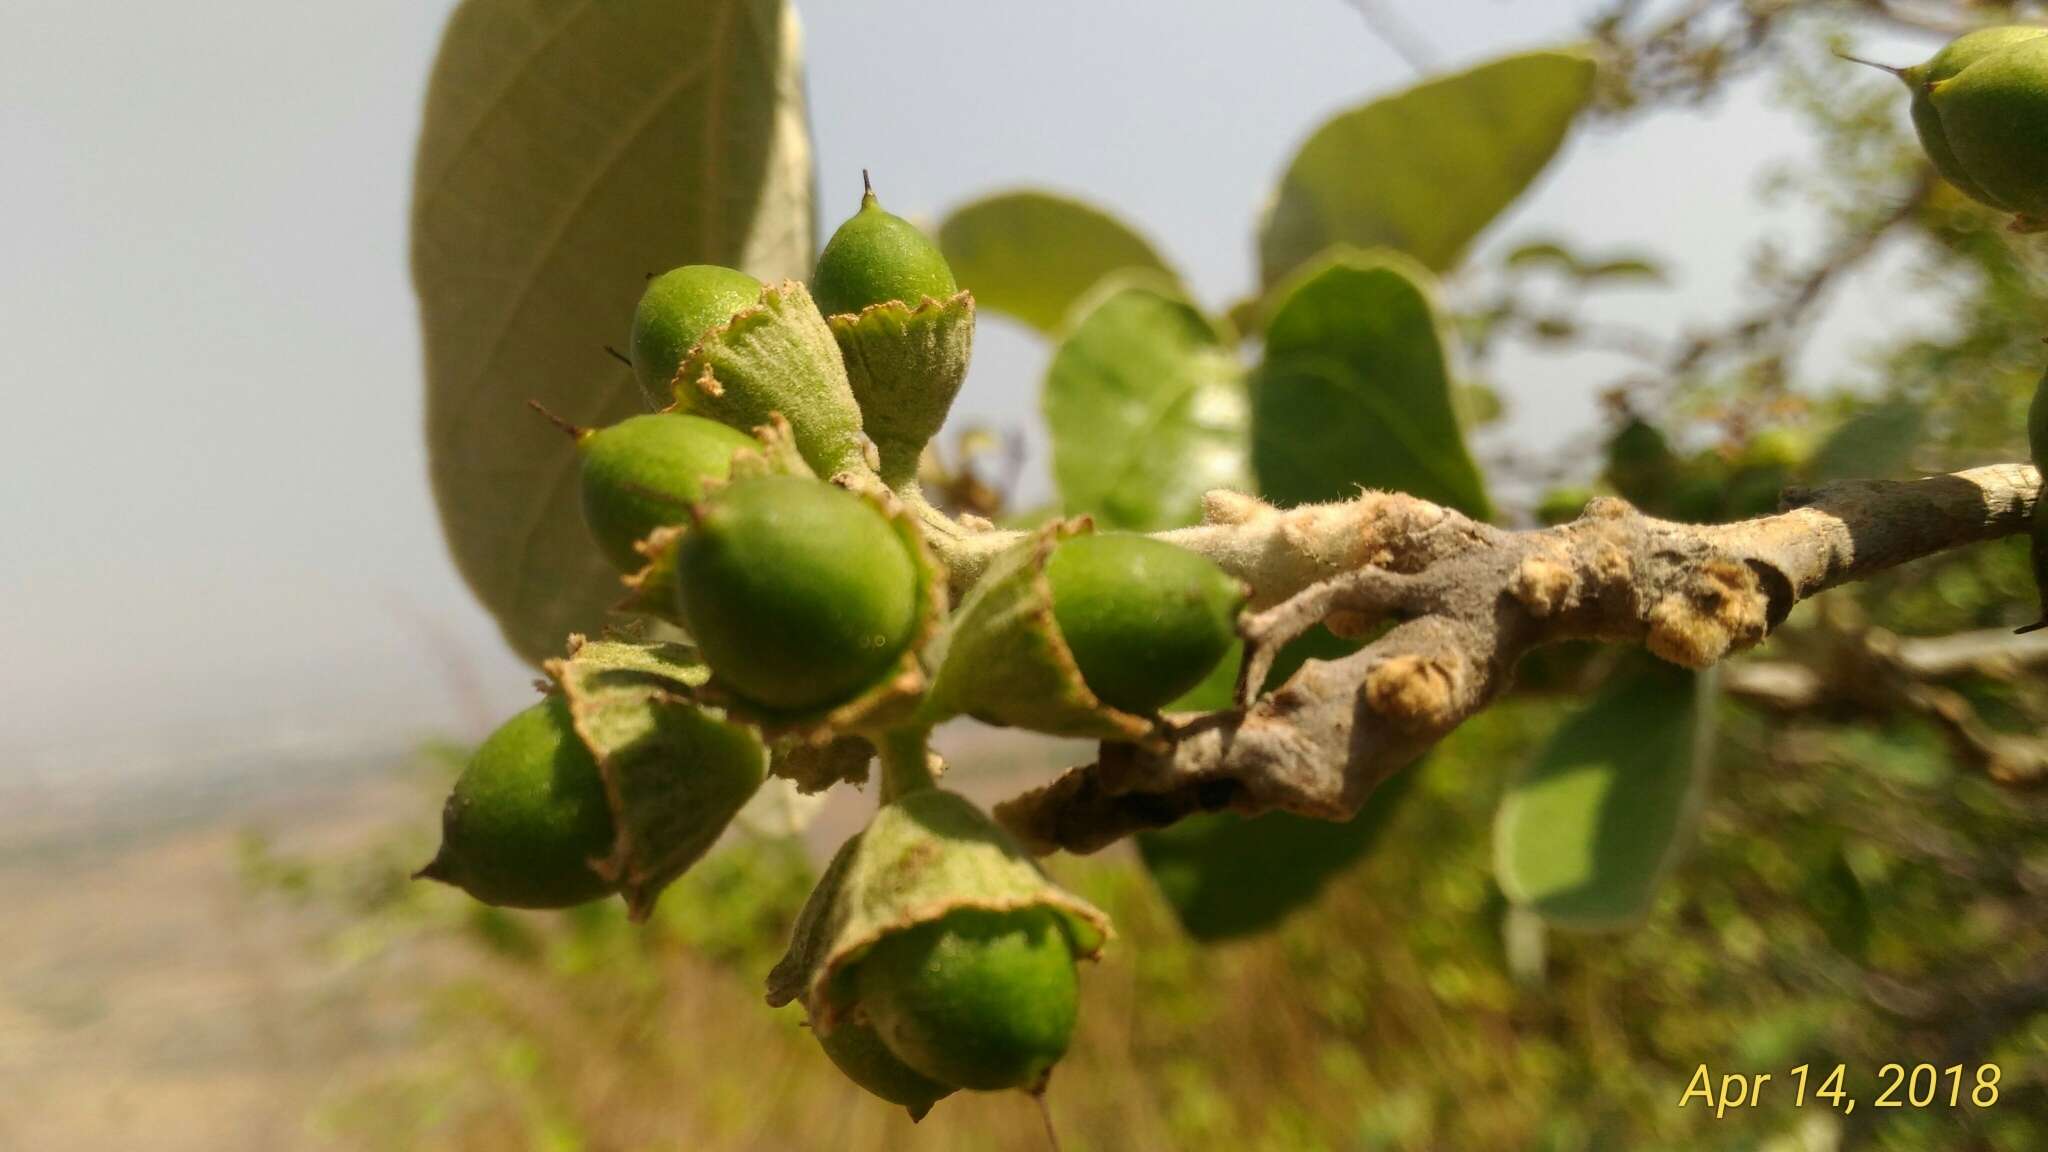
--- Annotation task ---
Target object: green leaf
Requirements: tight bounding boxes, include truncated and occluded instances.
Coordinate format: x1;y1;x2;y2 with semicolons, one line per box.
938;190;1175;333
1143;626;1402;942
1585;257;1665;282
416;0;814;662
1045;277;1250;531
1140;767;1419;942
1259;48;1598;283
1504;239;1665;284
1252;250;1491;517
1494;660;1714;930
1808;401;1924;482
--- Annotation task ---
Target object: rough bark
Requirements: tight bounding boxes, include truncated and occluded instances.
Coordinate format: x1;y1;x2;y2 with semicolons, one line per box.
987;464;2042;853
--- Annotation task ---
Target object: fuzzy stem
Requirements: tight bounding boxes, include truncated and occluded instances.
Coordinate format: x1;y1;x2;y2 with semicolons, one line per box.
879;726;936;803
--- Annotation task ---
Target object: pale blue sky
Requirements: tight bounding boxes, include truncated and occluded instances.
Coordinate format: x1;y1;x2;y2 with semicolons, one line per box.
0;1;1941;779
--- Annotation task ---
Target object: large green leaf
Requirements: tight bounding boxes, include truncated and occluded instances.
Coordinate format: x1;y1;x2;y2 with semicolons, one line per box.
1141;626;1408;941
1141;765;1419;942
938;189;1176;333
1044;277;1249;531
1494;660;1715;930
1252;250;1490;517
1129;252;1484;939
1258;49;1598;283
416;0;814;662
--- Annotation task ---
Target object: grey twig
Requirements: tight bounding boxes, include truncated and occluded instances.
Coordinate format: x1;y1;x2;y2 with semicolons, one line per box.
995;465;2044;852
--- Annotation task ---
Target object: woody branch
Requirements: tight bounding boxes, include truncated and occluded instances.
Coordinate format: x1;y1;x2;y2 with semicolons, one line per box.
985;463;2041;853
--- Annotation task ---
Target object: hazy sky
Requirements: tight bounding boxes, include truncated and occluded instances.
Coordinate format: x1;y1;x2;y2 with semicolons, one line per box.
0;1;1941;778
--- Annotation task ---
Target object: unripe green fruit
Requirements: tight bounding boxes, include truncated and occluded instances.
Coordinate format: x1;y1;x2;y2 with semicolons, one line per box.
675;475;919;712
1927;35;2048;220
577;413;758;572
816;1014;956;1119
420;695;615;909
854;906;1079;1092
812;181;957;318
1045;534;1245;714
1906;28;2046;210
629;265;763;407
1892;26;2048;214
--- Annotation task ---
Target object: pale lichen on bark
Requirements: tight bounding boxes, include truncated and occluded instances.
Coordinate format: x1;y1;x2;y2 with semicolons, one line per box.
954;463;2042;854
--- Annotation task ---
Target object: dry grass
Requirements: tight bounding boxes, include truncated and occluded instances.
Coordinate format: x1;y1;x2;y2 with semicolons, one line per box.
10;706;2044;1152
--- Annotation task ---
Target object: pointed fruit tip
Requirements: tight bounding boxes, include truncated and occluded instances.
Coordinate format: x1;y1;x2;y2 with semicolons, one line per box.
1832;50;1906;78
414;847;457;885
525;399;587;441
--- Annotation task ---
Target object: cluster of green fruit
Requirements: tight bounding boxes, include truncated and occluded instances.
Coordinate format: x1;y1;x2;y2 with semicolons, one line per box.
1862;25;2048;230
417;179;1247;1115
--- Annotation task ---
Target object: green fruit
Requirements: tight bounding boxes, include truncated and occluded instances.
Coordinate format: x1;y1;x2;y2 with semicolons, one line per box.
1892;27;2048;213
629;265;763;407
854;906;1079;1092
812;178;957;318
675;474;920;712
419;696;615;909
816;1014;956;1119
1927;34;2048;220
577;413;758;571
1045;534;1246;714
1905;28;2045;209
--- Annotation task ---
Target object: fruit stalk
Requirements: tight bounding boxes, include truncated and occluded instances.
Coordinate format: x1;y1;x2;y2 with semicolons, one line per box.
879;726;937;802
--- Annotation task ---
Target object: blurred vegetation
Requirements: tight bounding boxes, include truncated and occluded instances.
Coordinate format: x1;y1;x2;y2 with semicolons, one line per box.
246;664;2045;1150
250;2;2048;1149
